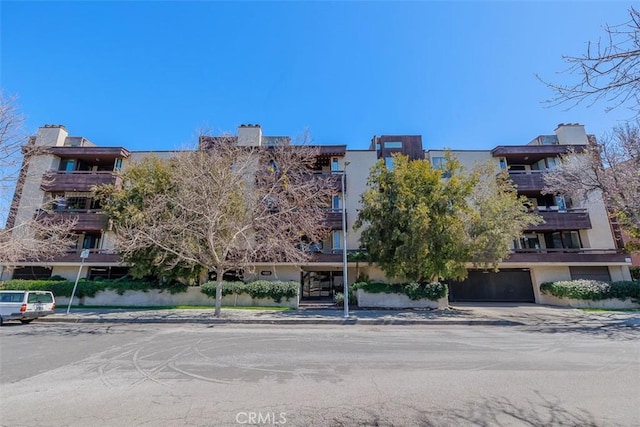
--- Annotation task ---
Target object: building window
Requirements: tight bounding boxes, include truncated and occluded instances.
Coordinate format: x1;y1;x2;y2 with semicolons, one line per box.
384;141;403;149
384;157;395;171
331;158;340;172
332;195;340;210
59;159;76;172
114;158;123;171
498;157;507;170
431;157;451;178
332;230;342;250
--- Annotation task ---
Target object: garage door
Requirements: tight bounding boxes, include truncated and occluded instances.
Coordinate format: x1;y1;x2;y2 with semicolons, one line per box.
448;269;535;302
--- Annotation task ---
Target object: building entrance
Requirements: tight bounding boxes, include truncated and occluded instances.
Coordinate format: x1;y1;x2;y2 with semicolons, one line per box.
300;271;344;300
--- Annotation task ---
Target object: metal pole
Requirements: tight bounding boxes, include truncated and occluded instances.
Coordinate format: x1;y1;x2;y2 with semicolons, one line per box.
67;249;89;314
342;163;349;318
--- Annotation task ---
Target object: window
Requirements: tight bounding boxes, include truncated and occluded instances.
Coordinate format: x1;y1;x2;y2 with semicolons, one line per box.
546;157;559;170
384;156;395;171
59;159;76;172
82;233;101;249
331;158;340;172
114;158;123;171
384;141;403;149
555;196;567;212
431;157;451;178
332;231;342;250
498;157;507;170
332;195;340;210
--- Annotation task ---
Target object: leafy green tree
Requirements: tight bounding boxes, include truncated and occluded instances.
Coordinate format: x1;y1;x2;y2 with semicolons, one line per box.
94;156;202;284
355;154;540;283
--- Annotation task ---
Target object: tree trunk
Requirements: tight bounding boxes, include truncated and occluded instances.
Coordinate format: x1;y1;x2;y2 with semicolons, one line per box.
215;275;223;317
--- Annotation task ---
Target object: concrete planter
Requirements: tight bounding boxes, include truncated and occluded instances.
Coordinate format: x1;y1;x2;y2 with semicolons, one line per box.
56;287;298;308
356;289;448;309
538;293;639;309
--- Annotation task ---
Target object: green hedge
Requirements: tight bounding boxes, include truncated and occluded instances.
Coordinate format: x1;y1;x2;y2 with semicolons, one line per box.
200;280;299;303
0;278;187;297
351;281;448;301
540;280;640;302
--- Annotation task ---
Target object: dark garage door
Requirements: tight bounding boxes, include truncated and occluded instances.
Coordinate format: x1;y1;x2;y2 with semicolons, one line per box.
448;269;535;302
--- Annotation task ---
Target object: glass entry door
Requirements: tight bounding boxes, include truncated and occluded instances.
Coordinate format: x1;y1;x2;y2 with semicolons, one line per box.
301;271;343;300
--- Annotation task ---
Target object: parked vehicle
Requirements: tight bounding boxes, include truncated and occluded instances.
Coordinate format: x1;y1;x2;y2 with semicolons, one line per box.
0;291;56;326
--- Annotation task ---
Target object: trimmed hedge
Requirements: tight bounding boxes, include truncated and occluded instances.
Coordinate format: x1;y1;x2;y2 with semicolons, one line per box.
351;281;448;301
0;278;187;297
540;279;640;302
200;280;299;303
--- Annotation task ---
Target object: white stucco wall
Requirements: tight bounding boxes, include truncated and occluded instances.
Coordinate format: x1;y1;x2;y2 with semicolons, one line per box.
344;150;377;250
356;289;448;309
56;287;298;308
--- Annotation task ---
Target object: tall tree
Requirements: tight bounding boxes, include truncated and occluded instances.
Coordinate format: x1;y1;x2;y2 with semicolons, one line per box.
0;91;76;265
355;154;540;283
544;123;640;251
539;7;640;117
97;135;336;316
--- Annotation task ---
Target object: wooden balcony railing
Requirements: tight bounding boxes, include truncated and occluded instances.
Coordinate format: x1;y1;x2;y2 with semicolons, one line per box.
41;171;120;192
323;209;345;230
505;248;629;263
507;170;546;193
526;208;591;231
21;249;120;264
36;210;109;232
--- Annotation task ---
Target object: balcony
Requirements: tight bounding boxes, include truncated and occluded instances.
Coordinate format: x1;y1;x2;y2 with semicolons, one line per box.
507;170;546;193
492;144;586;163
323;209;345;229
41;171;120;192
36;210;109;232
526;209;591;231
49;249;120;263
504;248;629;264
45;146;130;160
310;252;343;262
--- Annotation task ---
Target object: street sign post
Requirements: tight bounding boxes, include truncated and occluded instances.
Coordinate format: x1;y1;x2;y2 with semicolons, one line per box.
67;249;90;314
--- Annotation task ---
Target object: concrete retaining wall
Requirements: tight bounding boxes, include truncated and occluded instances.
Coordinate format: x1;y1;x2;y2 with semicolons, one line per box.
56;287;299;308
538;293;639;309
356;289;448;309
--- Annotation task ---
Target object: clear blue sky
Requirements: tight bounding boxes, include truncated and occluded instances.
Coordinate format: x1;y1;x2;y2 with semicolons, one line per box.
1;1;636;151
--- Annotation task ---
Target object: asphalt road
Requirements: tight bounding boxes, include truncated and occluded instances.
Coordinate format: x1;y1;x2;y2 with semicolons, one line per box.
1;323;638;427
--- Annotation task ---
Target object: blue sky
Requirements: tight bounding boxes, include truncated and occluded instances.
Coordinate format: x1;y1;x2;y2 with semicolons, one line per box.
1;1;637;151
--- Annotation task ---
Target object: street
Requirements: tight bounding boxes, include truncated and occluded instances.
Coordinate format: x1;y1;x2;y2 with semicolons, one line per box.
1;323;638;426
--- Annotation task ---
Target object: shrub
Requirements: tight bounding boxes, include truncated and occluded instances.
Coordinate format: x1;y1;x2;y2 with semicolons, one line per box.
351;281;448;301
334;288;357;306
0;278;185;297
200;280;299;303
631;267;640;281
540;279;640;302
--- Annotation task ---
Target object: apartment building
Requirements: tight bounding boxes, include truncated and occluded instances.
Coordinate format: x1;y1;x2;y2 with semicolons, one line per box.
1;123;633;304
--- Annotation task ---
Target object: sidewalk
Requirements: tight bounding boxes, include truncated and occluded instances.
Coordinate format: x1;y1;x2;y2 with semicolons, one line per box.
36;303;640;328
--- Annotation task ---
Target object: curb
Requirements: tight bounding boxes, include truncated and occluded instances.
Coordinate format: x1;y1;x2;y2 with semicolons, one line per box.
35;316;523;327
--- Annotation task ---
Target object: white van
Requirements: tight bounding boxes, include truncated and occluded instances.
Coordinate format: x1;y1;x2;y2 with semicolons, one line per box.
0;290;56;326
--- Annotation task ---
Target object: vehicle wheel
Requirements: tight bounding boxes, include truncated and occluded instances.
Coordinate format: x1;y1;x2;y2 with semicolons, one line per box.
20;319;33;324
0;316;3;326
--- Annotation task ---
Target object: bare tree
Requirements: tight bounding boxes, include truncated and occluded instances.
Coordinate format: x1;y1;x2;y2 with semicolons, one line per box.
539;7;640;116
0;91;77;267
99;134;336;315
544;123;640;251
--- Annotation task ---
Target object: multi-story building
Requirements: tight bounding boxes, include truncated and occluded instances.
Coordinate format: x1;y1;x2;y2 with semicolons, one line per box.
1;123;633;304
